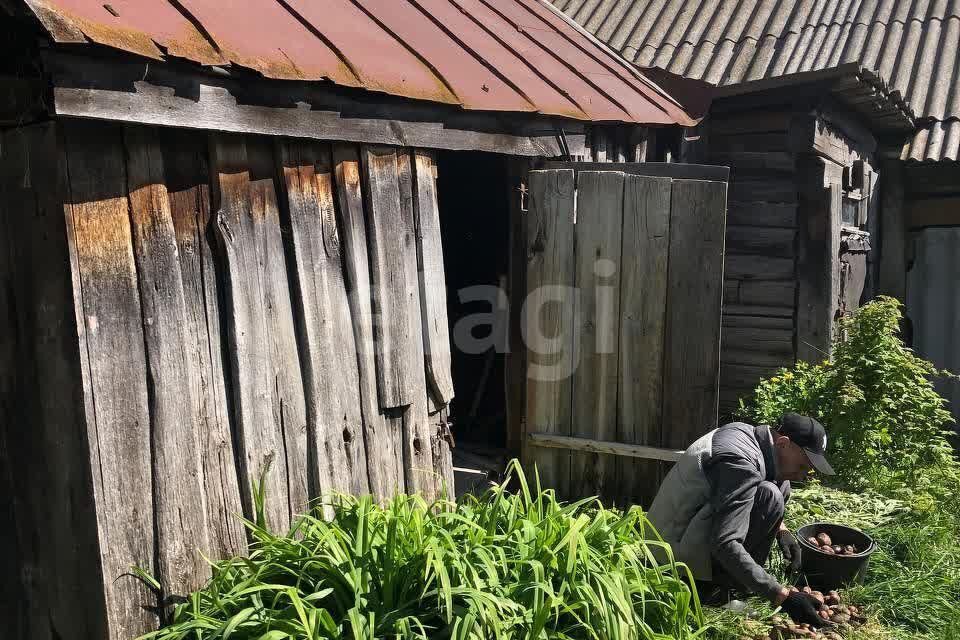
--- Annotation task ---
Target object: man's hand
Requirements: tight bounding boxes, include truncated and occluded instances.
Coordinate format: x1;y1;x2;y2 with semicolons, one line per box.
780;592;829;627
776;527;802;574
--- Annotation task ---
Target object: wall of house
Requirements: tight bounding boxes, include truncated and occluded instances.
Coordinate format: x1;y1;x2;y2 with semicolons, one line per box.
698;101;878;419
0;119;456;640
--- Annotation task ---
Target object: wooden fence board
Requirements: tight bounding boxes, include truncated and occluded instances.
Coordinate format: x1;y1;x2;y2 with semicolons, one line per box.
412;150;455;409
209;134;291;534
617;174;672;507
123;126;211;596
246;139;310;518
162;130;246;560
361;145;418;410
334;144;405;500
61;120;157;638
570;171;624;499
524;169;576;495
396;150;437;498
278;140;369;498
662;179;727;449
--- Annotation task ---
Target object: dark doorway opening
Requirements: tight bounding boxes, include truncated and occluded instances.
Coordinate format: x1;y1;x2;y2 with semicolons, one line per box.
436;151;513;486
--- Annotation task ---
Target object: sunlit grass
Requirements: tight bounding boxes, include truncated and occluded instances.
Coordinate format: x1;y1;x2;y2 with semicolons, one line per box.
140;461;707;640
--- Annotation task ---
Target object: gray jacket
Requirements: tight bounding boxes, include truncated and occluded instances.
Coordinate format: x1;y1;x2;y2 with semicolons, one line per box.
647;422;785;600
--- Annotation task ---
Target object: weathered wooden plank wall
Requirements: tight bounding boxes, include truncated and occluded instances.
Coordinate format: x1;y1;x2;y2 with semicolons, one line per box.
706;111;800;418
0;120;456;640
524;168;727;505
706;106;877;417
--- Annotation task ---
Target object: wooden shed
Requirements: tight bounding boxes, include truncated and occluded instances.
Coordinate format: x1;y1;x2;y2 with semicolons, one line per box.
673;67;915;416
0;1;733;639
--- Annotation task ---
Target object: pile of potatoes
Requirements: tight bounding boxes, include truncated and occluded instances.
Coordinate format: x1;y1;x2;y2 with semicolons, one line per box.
805;532;861;556
741;588;867;640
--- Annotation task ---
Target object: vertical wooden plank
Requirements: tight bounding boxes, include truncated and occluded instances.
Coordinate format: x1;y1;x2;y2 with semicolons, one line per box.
333;143;405;500
36;122;111;640
123;126;211;596
569;171;624;501
360;145;418;410
362;146;435;497
797;157;841;364
662;179;727;449
524;169;576;496
412;150;455;408
397;149;438;499
162;129;246;560
61;119;157;639
277;140;369;498
617;175;672;507
0;128;29;640
246;138;311;517
209;134;291;534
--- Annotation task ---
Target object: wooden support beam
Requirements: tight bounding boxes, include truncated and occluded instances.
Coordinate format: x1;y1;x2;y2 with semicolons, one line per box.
528;433;683;463
796;156;842;364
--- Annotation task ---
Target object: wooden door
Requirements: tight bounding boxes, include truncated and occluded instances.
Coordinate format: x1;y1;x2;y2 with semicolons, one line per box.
522;163;728;506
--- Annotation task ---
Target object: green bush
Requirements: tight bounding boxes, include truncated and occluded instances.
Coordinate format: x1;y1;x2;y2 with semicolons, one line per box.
140;462;705;640
740;297;960;503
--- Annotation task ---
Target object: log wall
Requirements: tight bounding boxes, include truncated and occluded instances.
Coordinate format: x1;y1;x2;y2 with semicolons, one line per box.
701;104;878;418
0;119;455;640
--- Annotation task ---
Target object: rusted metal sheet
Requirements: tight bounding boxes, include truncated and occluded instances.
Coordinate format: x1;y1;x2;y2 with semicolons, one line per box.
21;0;698;125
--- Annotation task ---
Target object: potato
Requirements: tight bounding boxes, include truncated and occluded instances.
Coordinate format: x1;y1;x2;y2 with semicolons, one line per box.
832;544;844;554
807;536;820;546
843;545;856;554
802;586;813;594
820;545;835;555
816;532;832;546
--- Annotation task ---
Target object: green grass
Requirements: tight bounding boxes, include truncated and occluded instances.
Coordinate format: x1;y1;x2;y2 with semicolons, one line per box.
706;481;960;640
140;461;707;640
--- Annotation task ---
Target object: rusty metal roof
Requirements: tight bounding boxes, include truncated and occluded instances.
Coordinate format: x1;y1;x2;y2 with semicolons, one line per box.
20;0;699;126
551;0;960;161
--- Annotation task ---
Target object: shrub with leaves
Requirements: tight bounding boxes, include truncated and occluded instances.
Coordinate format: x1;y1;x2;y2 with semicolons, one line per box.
740;297;959;502
140;462;705;640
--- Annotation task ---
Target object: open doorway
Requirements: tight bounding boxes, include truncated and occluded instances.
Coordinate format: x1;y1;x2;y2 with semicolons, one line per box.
436;150;513;491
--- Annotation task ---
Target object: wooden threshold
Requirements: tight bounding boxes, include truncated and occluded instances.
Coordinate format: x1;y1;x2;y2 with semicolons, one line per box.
527;433;684;462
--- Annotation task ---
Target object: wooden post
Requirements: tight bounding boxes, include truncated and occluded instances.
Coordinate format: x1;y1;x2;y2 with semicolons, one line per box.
796;155;842;364
878;159;907;301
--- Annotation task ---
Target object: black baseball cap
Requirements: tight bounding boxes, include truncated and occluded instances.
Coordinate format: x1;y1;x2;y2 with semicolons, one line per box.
777;413;835;475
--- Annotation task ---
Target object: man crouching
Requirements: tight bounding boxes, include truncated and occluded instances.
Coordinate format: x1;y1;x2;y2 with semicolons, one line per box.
648;413;835;627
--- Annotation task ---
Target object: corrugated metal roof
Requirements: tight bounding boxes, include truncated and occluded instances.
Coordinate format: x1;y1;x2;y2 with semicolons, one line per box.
20;0;698;126
552;0;960;161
